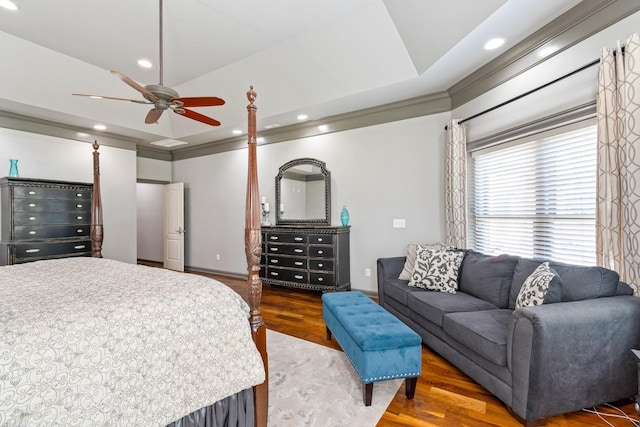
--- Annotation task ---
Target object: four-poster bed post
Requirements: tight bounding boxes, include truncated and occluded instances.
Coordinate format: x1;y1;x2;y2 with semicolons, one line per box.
91;141;104;258
245;86;268;427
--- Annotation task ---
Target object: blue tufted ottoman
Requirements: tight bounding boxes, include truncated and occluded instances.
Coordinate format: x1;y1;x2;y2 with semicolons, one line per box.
322;291;422;406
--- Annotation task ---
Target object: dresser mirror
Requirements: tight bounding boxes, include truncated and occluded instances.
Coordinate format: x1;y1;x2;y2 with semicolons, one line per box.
275;158;331;225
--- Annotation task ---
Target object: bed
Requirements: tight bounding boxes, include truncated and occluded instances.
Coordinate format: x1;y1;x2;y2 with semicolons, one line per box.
0;87;269;427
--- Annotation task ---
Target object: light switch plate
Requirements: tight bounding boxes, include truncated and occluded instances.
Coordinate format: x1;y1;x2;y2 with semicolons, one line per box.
393;218;406;228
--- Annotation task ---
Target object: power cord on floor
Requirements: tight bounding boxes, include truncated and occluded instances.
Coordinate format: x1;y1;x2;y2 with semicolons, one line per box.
581;403;639;426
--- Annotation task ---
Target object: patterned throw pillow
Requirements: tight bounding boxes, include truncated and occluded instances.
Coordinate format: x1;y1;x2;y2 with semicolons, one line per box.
408;247;465;293
398;242;451;280
515;262;563;308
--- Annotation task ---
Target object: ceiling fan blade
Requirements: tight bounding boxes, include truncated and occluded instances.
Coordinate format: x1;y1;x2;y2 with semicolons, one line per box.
111;70;159;101
145;108;164;124
176;108;221;126
72;93;150;104
172;96;226;108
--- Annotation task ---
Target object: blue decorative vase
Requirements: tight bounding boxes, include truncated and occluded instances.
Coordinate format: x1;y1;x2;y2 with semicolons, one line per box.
340;205;350;226
8;159;18;177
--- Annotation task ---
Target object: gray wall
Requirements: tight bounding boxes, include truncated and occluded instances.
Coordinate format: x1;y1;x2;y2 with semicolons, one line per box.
173;112;448;292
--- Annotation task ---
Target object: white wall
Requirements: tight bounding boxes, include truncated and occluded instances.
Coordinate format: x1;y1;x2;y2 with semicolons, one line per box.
173;112;448;292
0;128;137;263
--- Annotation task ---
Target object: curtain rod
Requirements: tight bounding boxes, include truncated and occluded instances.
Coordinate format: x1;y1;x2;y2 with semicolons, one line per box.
445;55;608;130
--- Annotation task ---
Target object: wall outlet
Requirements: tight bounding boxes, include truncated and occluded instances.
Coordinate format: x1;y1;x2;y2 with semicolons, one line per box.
365;268;371;277
216;254;220;261
393;218;406;228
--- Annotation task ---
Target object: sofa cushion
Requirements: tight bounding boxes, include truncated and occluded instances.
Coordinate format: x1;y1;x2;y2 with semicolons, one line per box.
458;251;520;308
382;278;424;306
407;290;498;328
409;247;465;293
515;262;564;308
443;309;512;366
509;258;620;308
398;243;450;280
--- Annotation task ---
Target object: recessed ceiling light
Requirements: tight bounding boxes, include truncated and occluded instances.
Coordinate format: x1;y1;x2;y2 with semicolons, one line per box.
93;124;106;131
0;1;19;11
484;38;505;50
137;59;152;68
318;125;328;132
232;129;243;135
297;114;308;121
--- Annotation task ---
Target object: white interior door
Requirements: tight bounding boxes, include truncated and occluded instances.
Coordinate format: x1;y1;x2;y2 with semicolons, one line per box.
164;182;184;272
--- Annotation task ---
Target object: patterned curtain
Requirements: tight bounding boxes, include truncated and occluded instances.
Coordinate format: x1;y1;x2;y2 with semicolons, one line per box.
596;33;640;296
445;120;467;249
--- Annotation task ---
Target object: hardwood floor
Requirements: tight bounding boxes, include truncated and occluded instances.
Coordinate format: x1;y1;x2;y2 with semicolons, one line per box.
154;264;639;426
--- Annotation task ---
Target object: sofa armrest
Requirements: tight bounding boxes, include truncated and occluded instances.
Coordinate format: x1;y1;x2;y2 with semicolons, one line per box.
508;295;640;422
376;257;406;305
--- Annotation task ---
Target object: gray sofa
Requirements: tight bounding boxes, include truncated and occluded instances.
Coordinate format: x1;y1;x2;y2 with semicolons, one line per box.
377;250;640;425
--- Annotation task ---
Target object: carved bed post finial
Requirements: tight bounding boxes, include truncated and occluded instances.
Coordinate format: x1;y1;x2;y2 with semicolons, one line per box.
244;86;268;427
91;141;104;258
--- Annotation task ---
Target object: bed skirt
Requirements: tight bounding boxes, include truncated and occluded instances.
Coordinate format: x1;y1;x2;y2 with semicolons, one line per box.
167;388;255;427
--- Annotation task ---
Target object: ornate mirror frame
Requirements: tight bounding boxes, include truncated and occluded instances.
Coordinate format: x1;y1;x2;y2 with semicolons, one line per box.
275;158;331;225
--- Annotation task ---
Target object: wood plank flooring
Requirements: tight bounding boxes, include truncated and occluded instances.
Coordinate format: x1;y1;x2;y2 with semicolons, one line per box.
151;264;639;426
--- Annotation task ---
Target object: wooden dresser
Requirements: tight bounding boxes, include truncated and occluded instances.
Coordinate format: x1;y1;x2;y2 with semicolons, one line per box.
260;225;350;292
0;177;93;265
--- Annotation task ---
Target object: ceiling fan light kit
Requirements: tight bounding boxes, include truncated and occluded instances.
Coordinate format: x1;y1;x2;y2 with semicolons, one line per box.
73;0;225;127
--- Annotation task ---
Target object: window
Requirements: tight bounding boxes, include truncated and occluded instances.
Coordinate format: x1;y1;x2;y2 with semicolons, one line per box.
469;124;597;265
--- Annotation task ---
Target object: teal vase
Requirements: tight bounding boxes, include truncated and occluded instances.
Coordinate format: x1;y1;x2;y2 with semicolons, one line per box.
340;205;350;226
8;159;18;177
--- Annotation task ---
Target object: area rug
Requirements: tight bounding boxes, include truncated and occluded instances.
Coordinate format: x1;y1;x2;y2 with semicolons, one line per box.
267;330;402;426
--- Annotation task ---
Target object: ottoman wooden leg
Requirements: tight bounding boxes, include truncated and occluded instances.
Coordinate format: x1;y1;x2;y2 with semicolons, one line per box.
363;383;373;406
326;326;332;341
405;377;417;399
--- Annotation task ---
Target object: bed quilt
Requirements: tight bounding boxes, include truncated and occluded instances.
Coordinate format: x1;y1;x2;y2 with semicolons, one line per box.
0;257;265;426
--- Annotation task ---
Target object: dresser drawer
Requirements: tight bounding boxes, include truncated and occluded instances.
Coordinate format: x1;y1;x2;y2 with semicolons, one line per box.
309;234;332;244
266;268;308;283
264;233;307;244
310;272;335;287
13;240;91;259
266;244;307;256
13;212;91;226
12;198;91;213
309;259;333;271
266;256;307;269
13;186;91;200
309;245;333;258
14;224;91;240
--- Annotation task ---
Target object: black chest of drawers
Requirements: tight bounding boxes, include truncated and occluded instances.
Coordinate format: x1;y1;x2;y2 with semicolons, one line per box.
260;226;350;292
0;177;93;265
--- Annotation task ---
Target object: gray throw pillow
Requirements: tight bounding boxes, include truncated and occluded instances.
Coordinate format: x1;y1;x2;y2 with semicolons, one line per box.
398;242;449;280
515;262;563;308
408;247;465;293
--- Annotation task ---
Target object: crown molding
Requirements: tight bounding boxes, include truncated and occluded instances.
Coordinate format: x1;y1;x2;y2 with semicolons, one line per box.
171;91;451;161
448;0;640;109
136;146;172;161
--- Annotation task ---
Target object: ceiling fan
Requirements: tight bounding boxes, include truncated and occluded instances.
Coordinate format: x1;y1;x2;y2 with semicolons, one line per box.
73;0;225;126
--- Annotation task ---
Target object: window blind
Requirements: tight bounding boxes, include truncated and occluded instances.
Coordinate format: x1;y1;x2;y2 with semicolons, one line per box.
469;125;597;265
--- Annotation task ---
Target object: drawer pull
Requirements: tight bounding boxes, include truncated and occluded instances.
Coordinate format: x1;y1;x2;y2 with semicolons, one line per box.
77;216;83;220
74;245;86;250
294;249;303;253
294;262;304;266
270;259;279;264
76;193;83;197
28;191;36;195
77;229;83;233
29;231;36;235
294;237;303;241
25;249;40;254
317;250;324;254
270;272;279;277
270;236;279;240
76;204;83;208
28;203;36;207
318;277;324;282
317;237;323;242
318;263;323;267
270;248;279;252
294;275;303;279
29;216;36;221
